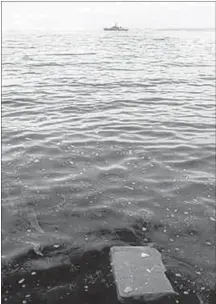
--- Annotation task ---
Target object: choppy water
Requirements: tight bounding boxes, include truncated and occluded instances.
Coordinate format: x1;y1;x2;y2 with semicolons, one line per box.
2;29;215;304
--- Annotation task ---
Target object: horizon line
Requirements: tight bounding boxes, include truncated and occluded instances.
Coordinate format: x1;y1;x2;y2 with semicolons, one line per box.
2;27;215;31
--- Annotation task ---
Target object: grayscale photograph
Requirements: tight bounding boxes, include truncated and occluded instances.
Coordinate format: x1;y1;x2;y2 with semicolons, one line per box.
1;1;215;304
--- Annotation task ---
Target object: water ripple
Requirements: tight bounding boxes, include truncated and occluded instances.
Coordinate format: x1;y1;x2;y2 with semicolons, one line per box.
2;29;215;304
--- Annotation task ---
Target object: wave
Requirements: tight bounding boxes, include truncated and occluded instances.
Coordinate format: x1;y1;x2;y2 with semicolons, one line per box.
48;52;96;56
2;29;215;304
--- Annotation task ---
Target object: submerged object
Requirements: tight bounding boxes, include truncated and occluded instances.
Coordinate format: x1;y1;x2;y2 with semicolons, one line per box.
110;246;177;303
104;23;128;31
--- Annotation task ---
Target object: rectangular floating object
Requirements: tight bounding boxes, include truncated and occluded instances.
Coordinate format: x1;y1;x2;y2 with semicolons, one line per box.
110;246;177;303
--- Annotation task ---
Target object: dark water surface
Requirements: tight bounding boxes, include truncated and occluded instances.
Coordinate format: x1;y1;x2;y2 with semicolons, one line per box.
2;29;215;303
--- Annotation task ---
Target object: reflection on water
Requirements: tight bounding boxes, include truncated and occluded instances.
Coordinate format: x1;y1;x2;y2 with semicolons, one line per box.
2;29;215;303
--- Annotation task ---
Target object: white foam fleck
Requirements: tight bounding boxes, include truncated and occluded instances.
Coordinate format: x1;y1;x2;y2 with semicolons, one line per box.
124;186;134;191
210;217;216;222
124;286;133;293
141;253;149;258
53;244;60;248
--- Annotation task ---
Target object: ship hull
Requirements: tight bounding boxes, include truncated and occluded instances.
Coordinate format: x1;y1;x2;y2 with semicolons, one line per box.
104;28;128;31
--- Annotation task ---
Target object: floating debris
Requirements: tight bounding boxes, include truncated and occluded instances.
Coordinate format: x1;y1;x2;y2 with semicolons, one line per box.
142;227;147;232
110;246;177;302
18;278;25;284
175;273;182;277
31;272;36;276
33;245;43;256
28;209;44;234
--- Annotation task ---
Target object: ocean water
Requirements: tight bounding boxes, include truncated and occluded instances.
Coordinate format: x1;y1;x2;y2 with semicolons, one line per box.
2;29;215;304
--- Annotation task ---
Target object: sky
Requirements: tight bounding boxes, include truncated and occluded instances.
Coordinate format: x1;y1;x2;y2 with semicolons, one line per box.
2;1;215;31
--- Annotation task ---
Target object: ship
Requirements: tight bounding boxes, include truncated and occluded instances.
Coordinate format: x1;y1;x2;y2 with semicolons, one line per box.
104;23;128;32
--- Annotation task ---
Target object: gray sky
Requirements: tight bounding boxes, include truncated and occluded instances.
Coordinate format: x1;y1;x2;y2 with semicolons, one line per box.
2;1;215;31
